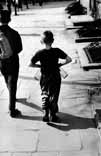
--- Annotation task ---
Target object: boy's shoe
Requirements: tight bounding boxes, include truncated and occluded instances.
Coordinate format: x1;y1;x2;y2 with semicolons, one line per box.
50;114;59;122
42;109;49;122
10;109;22;118
43;115;49;122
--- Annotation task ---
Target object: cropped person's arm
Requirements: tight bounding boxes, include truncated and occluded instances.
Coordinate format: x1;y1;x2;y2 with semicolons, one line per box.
15;32;23;54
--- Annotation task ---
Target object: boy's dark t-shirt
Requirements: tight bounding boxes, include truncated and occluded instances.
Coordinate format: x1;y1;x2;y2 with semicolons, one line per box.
31;47;67;75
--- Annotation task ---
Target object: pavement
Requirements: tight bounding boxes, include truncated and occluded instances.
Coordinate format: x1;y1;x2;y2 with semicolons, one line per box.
0;1;101;156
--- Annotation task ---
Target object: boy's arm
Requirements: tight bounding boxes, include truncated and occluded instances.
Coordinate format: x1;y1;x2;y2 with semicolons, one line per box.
58;48;72;67
59;55;72;67
30;52;41;68
29;63;41;68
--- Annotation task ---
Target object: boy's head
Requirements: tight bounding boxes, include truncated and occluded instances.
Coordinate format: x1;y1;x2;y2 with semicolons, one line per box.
41;30;54;45
0;10;11;25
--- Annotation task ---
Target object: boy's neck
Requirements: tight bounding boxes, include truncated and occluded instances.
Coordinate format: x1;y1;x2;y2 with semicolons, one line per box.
45;44;52;50
0;23;8;26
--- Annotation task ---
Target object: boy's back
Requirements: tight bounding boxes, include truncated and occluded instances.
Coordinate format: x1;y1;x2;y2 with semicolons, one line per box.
31;47;67;75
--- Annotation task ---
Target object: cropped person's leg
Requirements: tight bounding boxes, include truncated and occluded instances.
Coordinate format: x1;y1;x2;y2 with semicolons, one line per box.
3;70;21;117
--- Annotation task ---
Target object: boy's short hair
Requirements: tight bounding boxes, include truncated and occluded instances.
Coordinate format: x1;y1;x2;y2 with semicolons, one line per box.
42;30;54;44
0;10;11;24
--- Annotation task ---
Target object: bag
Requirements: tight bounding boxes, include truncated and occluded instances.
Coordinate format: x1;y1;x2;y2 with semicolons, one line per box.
0;31;13;59
34;69;41;81
60;67;68;79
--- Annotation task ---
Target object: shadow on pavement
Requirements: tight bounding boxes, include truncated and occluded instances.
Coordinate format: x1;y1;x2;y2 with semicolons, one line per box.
16;98;42;112
18;114;42;121
16;98;96;128
47;112;96;131
20;33;40;36
16;98;43;121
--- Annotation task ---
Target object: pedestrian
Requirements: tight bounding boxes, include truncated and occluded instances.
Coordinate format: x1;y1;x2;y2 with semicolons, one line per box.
39;0;43;7
0;3;3;11
0;10;23;117
30;30;72;122
6;0;12;14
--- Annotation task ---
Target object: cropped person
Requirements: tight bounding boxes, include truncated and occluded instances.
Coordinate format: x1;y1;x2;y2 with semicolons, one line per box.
0;10;23;117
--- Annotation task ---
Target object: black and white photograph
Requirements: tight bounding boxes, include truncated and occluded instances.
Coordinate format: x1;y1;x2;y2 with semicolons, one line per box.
0;0;101;156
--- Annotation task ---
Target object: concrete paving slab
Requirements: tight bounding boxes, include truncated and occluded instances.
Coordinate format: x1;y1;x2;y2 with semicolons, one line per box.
60;151;99;156
17;80;40;97
99;140;101;154
0;112;42;129
16;88;30;100
59;84;94;118
38;127;81;151
16;101;42;114
31;152;58;156
0;77;9;100
60;100;93;118
92;95;101;110
96;128;101;154
0;128;38;152
79;128;100;152
0;99;9;112
0;89;9;99
0;153;11;156
13;153;31;156
16;87;42;114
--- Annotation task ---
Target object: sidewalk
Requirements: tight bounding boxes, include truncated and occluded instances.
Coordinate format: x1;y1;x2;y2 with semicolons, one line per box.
0;1;101;156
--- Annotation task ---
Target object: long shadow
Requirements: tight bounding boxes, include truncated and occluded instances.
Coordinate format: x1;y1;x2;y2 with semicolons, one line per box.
16;98;43;112
16;98;43;121
16;98;97;129
20;33;40;37
47;112;96;131
17;114;42;121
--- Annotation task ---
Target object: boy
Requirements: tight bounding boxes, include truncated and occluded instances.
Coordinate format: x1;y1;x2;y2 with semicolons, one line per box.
31;30;72;122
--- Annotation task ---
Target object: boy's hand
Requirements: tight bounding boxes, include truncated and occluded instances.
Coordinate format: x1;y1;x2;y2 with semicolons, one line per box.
58;63;63;67
29;63;41;68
